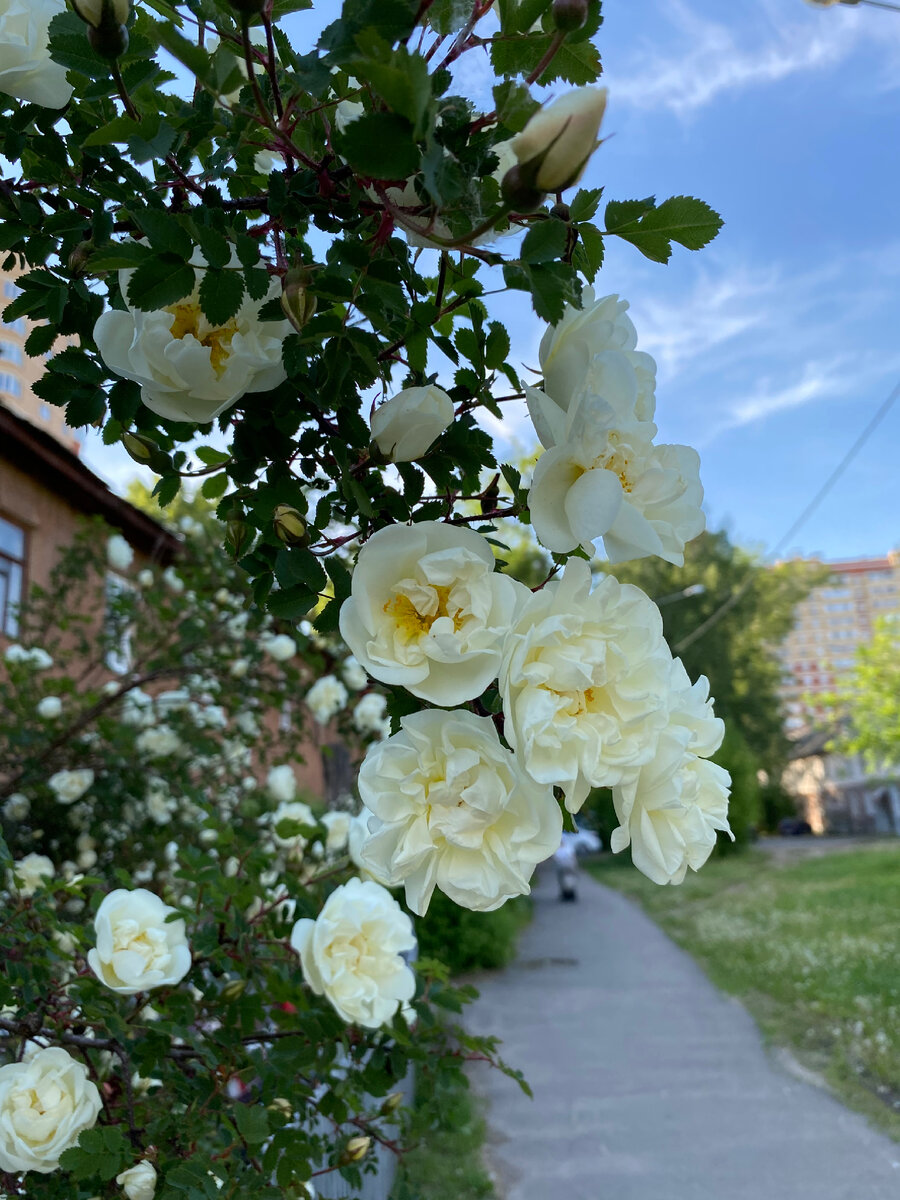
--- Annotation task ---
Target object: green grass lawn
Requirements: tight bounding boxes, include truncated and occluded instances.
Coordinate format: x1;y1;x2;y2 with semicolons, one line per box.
588;844;900;1138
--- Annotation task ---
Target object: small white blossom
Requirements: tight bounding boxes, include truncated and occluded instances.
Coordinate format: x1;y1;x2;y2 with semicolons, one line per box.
116;1159;157;1200
8;853;54;897
341;655;368;691
2;792;29;820
48;769;95;806
261;633;297;662
36;696;62;720
137;568;154;587
135;725;182;758
107;534;134;571
266;764;296;803
305;675;348;725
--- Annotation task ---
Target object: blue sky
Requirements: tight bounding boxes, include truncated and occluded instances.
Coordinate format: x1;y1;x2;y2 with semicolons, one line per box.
81;0;900;562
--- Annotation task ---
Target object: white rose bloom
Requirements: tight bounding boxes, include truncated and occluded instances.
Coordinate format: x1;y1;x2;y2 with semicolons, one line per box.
352;691;389;736
537;290;655;420
261;633;297;662
528;372;705;564
321;810;351;855
72;0;129;26
230;657;250;678
511;86;608;191
664;657;726;759
106;534;134;571
359;709;561;915
341;655;368;691
499;558;671;812
94;251;291;424
120;688;154;726
2;791;29;820
0;1046;102;1174
116;1159;157;1200
234;710;259;739
340;521;528;707
145;781;176;826
162;567;184;593
305;675;348;725
135;724;182;758
370;385;454;463
610;731;732;885
0;0;73;109
289;878;415;1028
136;568;154;587
8;852;54;896
4;644;53;670
271;799;315;858
88;888;191;995
266;764;297;803
37;695;62;720
48;768;94;805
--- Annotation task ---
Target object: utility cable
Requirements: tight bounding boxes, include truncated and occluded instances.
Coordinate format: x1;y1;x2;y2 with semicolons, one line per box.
674;374;900;654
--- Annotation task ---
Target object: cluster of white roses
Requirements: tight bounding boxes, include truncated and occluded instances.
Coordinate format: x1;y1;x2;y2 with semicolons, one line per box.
330;296;731;902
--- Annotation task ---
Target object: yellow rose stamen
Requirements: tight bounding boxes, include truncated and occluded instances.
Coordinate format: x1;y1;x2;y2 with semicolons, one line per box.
167;302;238;376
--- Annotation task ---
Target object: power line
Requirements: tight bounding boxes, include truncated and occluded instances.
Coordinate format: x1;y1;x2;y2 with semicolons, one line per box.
674;374;900;654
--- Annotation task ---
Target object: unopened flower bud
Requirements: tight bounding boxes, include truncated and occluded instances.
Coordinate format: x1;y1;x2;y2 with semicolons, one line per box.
552;0;589;31
226;514;249;555
267;1097;293;1117
380;1091;404;1115
122;431;170;474
220;978;247;1002
67;239;95;277
273;505;307;547
500;164;545;213
341;1135;371;1164
71;0;130;26
87;21;129;60
510;86;608;192
280;268;317;333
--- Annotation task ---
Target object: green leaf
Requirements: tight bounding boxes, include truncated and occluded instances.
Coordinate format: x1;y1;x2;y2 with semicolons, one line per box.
82;113;146;148
153;474;181;506
273;547;327;594
152;18;213;83
569;187;603;223
191;222;231;270
642;194;724;251
574;221;604;281
485;321;511;370
520;218;568;264
195;446;232;466
86;242;153;272
504;260;580;322
333;113;419;180
351;45;432;138
128;207;193;261
24;323;58;357
199;268;245;325
201;471;229;499
127;254;195;310
491;31;601;85
492;81;541;134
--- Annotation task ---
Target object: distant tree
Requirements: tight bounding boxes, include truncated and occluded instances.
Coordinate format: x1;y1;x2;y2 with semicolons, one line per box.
826;614;900;769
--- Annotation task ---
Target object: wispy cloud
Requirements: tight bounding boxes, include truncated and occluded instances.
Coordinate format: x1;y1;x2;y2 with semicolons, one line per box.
607;1;867;115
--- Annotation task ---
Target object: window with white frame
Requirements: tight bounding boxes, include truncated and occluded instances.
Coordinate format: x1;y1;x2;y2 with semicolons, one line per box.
0;515;26;637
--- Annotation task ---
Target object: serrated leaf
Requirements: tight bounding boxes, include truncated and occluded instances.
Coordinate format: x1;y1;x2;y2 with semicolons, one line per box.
574;221;604;281
527;261;581;322
127;207;193;260
274;547;327;594
244;267;271;302
199;269;245;325
24;323;58;357
351;46;431;137
196;446;232;466
492;81;541;134
485;321;510;370
153;475;181;506
191;223;231;270
569;187;603;223
127;254;195;310
604;197;655;231
641;195;724;251
520;218;568;264
333;112;419;180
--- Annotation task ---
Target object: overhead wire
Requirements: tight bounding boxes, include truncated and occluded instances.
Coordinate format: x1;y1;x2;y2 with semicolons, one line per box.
673;374;900;654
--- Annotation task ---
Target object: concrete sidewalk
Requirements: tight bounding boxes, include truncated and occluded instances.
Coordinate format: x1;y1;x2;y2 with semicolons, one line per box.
465;869;900;1200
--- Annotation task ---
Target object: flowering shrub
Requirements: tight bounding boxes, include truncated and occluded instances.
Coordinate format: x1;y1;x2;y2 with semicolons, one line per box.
0;0;735;1192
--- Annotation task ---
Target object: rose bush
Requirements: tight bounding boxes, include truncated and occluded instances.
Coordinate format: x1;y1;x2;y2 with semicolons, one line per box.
0;0;733;1190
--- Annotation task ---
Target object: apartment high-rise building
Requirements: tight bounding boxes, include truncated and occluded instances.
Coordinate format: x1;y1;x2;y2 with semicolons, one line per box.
778;553;900;732
0;270;82;454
